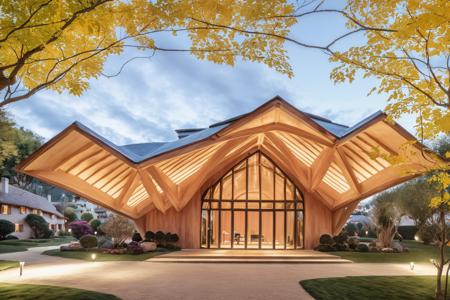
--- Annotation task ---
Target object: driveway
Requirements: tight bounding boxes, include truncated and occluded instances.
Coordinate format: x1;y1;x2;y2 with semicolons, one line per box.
0;247;436;300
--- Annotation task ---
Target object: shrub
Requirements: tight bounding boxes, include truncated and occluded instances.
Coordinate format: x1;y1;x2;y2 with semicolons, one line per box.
80;212;94;222
127;241;144;255
348;236;360;249
90;219;102;231
334;242;348;251
333;232;348;244
315;244;335;252
64;207;77;223
168;233;179;244
319;234;334;245
97;236;113;249
80;234;98;249
0;219;15;239
144;231;155;241
25;214;52;238
155;231;166;245
356;243;369;252
418;224;437;245
100;215;134;248
344;223;358;236
397;225;418;240
132;232;143;242
69;221;93;240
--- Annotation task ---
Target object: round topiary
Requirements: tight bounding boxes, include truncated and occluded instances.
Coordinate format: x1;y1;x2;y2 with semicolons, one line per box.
90;219;102;231
132;232;143;242
319;234;334;245
144;231;155;241
79;234;98;249
155;231;165;243
356;243;369;252
334;242;348;251
348;236;360;249
333;232;348;244
127;241;144;255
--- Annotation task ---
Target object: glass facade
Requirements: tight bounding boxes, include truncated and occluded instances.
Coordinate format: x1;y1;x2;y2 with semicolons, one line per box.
201;151;305;249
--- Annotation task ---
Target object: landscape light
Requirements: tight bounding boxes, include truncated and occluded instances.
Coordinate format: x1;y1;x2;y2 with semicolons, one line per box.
410;262;414;271
365;230;368;236
94;231;97;235
19;262;25;276
68;228;72;233
91;253;96;262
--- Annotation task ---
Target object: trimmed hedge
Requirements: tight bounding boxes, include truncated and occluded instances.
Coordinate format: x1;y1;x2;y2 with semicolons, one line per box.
0;220;15;239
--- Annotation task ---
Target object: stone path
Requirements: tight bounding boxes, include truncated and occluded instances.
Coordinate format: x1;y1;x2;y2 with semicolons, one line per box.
0;247;436;300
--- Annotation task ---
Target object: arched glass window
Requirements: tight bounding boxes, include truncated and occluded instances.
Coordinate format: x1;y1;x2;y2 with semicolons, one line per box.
201;151;304;249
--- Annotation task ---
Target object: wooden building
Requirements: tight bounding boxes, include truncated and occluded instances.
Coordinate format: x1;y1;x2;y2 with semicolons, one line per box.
17;97;438;249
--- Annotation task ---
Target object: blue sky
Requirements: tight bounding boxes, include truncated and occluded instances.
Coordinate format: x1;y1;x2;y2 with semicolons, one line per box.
6;3;416;146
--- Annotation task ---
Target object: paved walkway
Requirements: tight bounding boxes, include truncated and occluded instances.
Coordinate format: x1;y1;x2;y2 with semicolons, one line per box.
0;247;436;300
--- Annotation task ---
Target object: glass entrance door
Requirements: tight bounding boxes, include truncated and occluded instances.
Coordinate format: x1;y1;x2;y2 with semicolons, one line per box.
200;151;304;250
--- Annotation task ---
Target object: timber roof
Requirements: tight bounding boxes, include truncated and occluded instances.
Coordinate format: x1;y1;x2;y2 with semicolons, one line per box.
16;96;442;224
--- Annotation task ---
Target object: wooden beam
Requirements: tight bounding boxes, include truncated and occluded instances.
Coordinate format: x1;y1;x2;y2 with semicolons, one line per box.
25;170;137;219
223;123;334;147
265;132;311;186
147;166;180;211
52;142;95;171
138;168;166;213
332;202;359;235
310;147;335;190
180;137;250;208
335;148;361;194
66;149;103;173
361;132;398;156
116;170;139;207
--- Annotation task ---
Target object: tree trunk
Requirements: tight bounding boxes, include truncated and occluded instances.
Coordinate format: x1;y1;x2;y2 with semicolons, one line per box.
435;204;448;300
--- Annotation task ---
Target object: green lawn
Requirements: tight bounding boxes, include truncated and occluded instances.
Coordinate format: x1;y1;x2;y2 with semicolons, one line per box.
335;240;449;263
0;283;120;300
0;237;74;254
42;249;170;261
0;260;19;271
300;276;438;300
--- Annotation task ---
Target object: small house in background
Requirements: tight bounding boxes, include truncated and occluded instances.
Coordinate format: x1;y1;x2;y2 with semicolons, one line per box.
0;177;65;239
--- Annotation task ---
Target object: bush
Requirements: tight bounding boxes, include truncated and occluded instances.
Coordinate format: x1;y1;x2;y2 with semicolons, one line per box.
126;241;144;255
69;221;93;240
167;233;179;244
25;214;52;238
155;231;166;245
80;212;94;222
356;243;369;252
348;236;360;249
319;234;334;245
334;242;348;251
79;234;98;249
144;231;155;241
315;244;335;252
97;236;113;249
4;235;18;240
132;232;143;242
0;219;15;239
418;224;437;245
344;223;358;236
90;219;102;231
333;232;348;244
397;226;418;240
58;230;72;237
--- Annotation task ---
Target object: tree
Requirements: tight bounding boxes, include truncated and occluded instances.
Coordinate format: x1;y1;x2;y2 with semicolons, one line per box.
64;207;77;223
371;192;402;248
0;219;15;239
0;0;295;107
100;215;134;247
80;212;93;222
25;214;52;238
